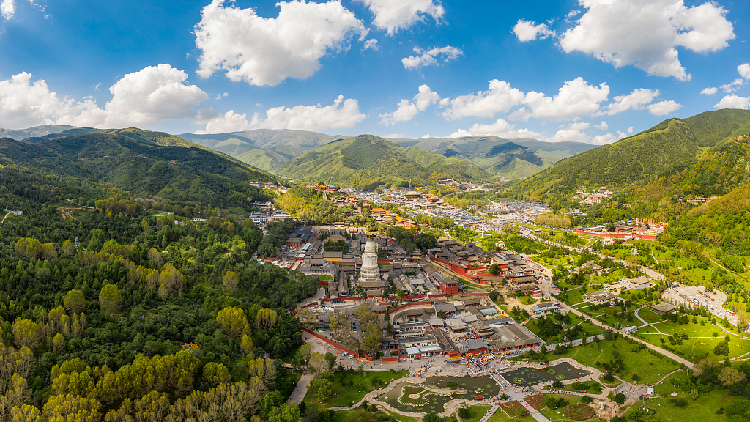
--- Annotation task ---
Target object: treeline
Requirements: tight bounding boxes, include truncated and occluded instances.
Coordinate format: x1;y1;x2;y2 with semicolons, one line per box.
386;227;437;254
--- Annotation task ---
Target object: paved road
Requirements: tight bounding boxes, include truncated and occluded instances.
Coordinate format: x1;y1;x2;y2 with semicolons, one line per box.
289;372;313;404
560;302;694;369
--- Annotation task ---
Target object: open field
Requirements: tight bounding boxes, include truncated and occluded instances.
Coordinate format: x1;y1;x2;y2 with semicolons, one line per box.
546;337;681;385
635;317;750;361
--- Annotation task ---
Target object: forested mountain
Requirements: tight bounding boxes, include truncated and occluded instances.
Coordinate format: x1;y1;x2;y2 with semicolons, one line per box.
0;128;276;212
279;134;491;189
180;129;339;172
0;125;78;141
513;109;750;202
181;129;594;179
390;136;595;179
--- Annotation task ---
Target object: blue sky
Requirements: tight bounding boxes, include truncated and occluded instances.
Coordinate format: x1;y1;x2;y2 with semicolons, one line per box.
0;0;748;144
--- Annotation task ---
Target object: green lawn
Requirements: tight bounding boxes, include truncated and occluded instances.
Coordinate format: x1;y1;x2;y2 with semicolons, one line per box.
547;337;681;385
539;394;598;422
486;410;537;422
637;308;665;323
621;389;736;422
635;318;750;361
459;405;491;422
305;369;409;408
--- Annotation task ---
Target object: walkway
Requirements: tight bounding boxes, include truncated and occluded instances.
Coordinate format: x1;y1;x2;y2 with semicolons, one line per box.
289;372;313;404
634;307;648;328
560;303;694;369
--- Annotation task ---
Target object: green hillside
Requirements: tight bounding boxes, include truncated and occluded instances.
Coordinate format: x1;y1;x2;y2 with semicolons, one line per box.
279;135;490;189
0;124;79;140
391;136;595;179
0;129;277;211
513;109;750;201
180;129;339;170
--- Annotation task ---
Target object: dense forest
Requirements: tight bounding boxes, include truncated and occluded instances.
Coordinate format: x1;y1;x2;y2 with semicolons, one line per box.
0;129;318;421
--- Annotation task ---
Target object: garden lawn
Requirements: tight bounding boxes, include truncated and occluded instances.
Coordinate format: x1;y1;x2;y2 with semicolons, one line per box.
486;410;537;421
305;369;409;408
637;308;665;323
539;394;598;422
621;389;736;422
635;318;750;360
547;337;681;385
458;405;491;422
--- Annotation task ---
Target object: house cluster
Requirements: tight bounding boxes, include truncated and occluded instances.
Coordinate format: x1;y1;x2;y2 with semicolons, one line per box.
275;227;469;300
302;293;542;359
247;201;290;227
573;218;667;241
604;276;654;294
574;187;614;205
388;296;541;358
485;201;551;225
429;238;547;296
249;182;287;193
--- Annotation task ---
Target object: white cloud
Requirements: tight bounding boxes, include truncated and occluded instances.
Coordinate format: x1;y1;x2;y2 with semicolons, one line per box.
508;108;531;121
549;128;587;143
261;95;366;131
357;0;444;35
196;110;256;134
363;39;379;51
720;78;745;93
448;119;542;139
523;77;609;120
512;20;554;42
440;80;524;120
558;0;734;80
594;121;608;130
701;87;718;95
413;84;440;110
548;121;591;143
380;100;418;126
194;0;366;86
380;84;439;126
0;65;207;130
402;46;462;70
598;88;659;116
647;100;681;116
739;63;750;79
102;64;209;128
593;131;627;145
628;127;634;134
715;94;750;110
1;0;15;20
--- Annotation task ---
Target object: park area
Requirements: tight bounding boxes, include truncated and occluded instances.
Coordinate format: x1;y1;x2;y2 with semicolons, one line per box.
545;337;681;385
380;375;501;414
503;362;591;388
635;315;750;361
304;369;409;408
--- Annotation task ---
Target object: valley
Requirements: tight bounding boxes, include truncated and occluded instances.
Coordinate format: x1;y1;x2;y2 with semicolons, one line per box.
1;109;750;422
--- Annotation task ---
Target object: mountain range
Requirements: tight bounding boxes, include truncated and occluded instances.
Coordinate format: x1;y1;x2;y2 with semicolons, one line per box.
179;130;595;179
279;135;491;190
513;109;750;203
0;128;275;211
